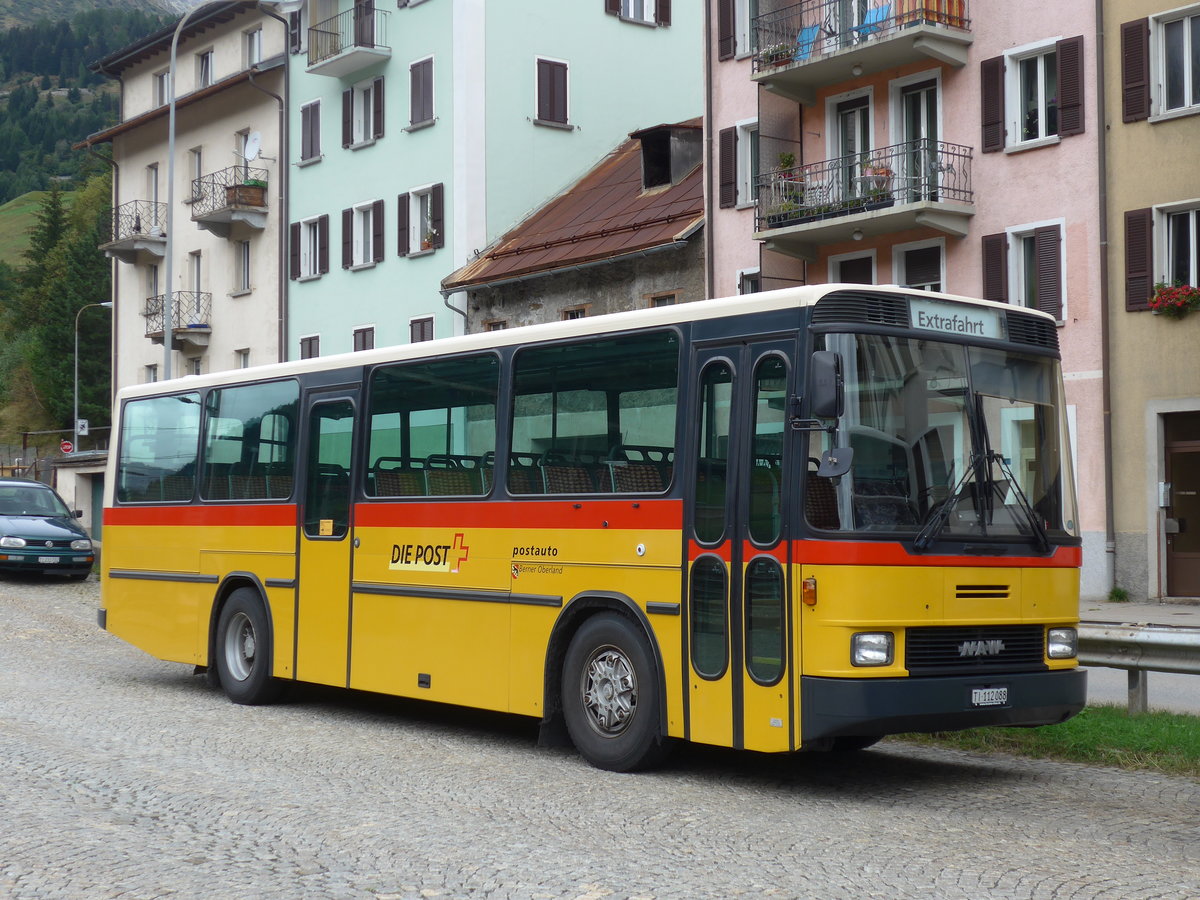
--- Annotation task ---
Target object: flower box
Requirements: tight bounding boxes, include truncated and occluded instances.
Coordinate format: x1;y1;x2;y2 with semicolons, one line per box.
225;184;266;207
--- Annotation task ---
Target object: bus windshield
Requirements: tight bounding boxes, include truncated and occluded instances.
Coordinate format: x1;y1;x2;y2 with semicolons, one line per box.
810;333;1079;547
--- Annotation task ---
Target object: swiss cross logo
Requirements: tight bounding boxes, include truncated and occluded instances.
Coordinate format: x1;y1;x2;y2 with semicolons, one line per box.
451;532;470;573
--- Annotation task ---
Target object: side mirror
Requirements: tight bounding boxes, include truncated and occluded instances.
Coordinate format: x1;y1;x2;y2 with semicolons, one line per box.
809;351;844;419
817;448;854;478
73;510;84;518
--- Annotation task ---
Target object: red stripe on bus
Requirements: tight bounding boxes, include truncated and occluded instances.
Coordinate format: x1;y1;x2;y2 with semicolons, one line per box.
353;498;684;530
795;540;1081;568
104;504;296;527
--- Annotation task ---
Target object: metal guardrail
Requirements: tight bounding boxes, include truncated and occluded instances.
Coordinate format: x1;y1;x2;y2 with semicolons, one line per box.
1078;621;1200;715
308;4;390;68
143;291;213;337
189;165;269;219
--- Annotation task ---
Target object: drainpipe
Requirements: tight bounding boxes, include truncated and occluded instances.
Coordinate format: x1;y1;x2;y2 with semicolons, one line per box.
246;52;288;363
1095;0;1117;595
703;0;715;300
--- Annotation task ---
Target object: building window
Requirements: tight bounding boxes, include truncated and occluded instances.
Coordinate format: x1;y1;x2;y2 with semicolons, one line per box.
734;0;758;56
562;306;588;320
622;0;656;24
398;184;444;254
237;349;251;369
1015;47;1058;142
343;77;384;147
188;250;203;295
291;215;329;279
287;7;309;55
343;200;384;268
245;28;263;67
1162;10;1200;113
300;101;321;161
410;57;434;126
981;223;1065;319
738;269;761;294
1165;206;1200;286
197;49;214;88
236;240;252;292
410;317;434;342
145;364;158;383
982;37;1084;151
353;326;375;351
648;292;677;307
484;320;507;331
187;357;202;377
147;264;159;298
189;147;203;201
535;58;568;126
830;251;875;284
895;241;943;292
154;70;169;107
299;335;320;359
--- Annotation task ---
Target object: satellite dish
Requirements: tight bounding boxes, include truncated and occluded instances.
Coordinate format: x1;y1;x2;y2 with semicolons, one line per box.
244;132;262;161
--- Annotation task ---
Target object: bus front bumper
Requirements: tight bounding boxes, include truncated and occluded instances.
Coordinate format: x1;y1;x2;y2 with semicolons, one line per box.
801;668;1087;742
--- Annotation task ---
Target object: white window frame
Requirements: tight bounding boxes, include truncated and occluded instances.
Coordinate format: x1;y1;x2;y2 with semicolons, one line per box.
735;0;758;58
736;267;761;295
621;0;656;25
407;184;436;251
1152;6;1200;119
891;237;945;291
187;357;203;377
188;147;203;201
145;364;159;383
886;68;942;145
188;250;203;295
827;249;877;284
236;348;251;369
300;216;322;279
1155;199;1200;286
734;117;759;209
1002;37;1062;151
245;27;263;67
351;200;377;268
153;70;169;107
1004;216;1067;318
351;77;376;145
196;48;215;89
235;239;252;294
824;87;874;165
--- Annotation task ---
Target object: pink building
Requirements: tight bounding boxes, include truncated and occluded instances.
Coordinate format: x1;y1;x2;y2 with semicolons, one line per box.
704;0;1109;597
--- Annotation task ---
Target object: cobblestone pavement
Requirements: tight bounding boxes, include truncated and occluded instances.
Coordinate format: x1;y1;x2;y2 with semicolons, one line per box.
2;577;1198;900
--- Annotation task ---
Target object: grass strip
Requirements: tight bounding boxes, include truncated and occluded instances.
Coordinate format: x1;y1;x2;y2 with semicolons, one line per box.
893;704;1200;779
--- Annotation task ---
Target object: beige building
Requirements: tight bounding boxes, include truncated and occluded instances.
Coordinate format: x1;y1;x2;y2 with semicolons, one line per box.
1106;0;1200;598
81;1;290;390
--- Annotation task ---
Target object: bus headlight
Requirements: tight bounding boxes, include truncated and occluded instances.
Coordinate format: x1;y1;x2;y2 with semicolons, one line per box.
70;539;93;551
0;536;26;549
852;632;894;667
1047;627;1078;659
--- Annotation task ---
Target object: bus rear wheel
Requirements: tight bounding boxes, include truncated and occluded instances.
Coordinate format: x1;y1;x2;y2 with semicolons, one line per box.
215;587;283;705
562;613;670;772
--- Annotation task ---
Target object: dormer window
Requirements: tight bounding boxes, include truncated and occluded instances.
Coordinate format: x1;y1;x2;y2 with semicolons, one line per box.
632;125;701;190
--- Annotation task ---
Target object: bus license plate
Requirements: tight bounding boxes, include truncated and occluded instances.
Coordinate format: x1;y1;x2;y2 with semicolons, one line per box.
971;686;1008;707
38;556;59;564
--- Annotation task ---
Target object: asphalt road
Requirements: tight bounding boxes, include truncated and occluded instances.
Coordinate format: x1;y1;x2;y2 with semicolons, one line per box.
2;576;1198;899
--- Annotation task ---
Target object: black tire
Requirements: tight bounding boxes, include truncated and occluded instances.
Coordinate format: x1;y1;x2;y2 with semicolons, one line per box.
561;613;671;772
214;587;283;705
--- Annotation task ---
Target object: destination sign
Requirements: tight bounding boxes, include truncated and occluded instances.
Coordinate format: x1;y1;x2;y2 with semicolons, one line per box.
910;297;1002;340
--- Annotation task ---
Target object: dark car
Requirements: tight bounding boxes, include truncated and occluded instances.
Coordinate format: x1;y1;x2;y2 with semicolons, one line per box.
0;478;95;580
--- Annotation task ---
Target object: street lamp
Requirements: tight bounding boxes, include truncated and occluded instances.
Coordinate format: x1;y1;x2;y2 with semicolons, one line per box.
74;301;114;450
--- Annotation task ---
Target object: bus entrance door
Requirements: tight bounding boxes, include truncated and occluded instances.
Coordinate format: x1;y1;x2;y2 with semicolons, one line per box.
296;392;359;687
687;340;796;753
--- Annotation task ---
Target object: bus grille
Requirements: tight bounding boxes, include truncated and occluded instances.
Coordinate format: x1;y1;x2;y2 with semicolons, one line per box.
905;625;1045;676
813;292;910;327
1004;311;1059;350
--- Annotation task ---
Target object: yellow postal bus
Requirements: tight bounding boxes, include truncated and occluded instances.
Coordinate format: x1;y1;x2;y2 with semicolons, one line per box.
100;285;1085;770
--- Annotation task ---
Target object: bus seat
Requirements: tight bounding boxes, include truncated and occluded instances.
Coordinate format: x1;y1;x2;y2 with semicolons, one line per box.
608;462;664;493
805;472;840;529
427;467;478;495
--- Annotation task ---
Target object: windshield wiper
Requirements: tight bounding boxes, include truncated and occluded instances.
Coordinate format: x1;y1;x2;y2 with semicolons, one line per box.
986;451;1050;553
913;454;978;552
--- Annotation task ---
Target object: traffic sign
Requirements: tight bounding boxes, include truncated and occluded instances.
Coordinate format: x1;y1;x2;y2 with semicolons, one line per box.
77;419;89;436
60;440;74;454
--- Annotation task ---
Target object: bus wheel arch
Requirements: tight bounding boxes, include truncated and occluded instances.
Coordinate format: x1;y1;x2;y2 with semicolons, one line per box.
545;594;672;771
209;575;283;705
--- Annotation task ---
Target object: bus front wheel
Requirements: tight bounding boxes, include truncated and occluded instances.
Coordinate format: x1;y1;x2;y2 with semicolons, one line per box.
214;587;283;705
562;613;669;772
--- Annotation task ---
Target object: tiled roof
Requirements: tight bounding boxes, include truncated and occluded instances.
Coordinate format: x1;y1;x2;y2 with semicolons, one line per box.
443;118;703;292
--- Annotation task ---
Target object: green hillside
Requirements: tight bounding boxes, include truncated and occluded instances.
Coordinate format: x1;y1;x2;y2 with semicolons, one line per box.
0;190;75;267
0;0;181;30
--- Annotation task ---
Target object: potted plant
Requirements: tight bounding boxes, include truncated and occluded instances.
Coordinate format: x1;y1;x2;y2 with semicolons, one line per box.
421;226;437;251
757;42;792;68
1149;282;1200;318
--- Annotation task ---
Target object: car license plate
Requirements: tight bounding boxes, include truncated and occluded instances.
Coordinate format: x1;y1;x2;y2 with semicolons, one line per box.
971;686;1008;707
38;556;61;564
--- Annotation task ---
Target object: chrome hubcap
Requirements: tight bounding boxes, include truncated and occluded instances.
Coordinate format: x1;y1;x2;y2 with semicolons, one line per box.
581;645;637;737
223;612;256;682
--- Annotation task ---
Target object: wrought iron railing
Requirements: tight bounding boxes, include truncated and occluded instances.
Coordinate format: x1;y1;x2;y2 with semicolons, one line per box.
755;139;972;230
189;165;269;219
103;200;167;244
308;4;390;67
143;291;213;336
752;0;970;71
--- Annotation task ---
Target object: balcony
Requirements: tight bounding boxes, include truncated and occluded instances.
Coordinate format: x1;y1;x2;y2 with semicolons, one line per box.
190;165;269;238
100;200;167;265
144;291;213;351
752;0;972;105
307;4;390;77
754;139;974;261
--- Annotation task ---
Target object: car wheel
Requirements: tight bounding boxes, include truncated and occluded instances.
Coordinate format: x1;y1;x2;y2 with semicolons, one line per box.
561;613;671;772
214;587;283;705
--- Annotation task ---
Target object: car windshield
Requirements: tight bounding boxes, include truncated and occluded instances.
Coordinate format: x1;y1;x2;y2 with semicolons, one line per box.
808;333;1079;547
0;486;71;517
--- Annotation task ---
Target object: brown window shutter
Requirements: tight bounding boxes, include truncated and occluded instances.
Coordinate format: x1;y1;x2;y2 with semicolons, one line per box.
397;192;410;256
605;0;619;14
342;89;352;147
288;12;301;54
537;60;567;123
431;183;445;248
308;102;321;157
657;0;670;26
289;222;301;280
300;105;312;159
1124;207;1154;311
372;199;384;262
411;59;432;124
342;207;353;268
1056;36;1085;136
981;233;1008;302
1121;19;1151;123
717;0;735;60
372;77;385;139
318;215;329;274
718;127;737;208
1034;225;1063;319
536;59;551;121
980;56;1005;152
